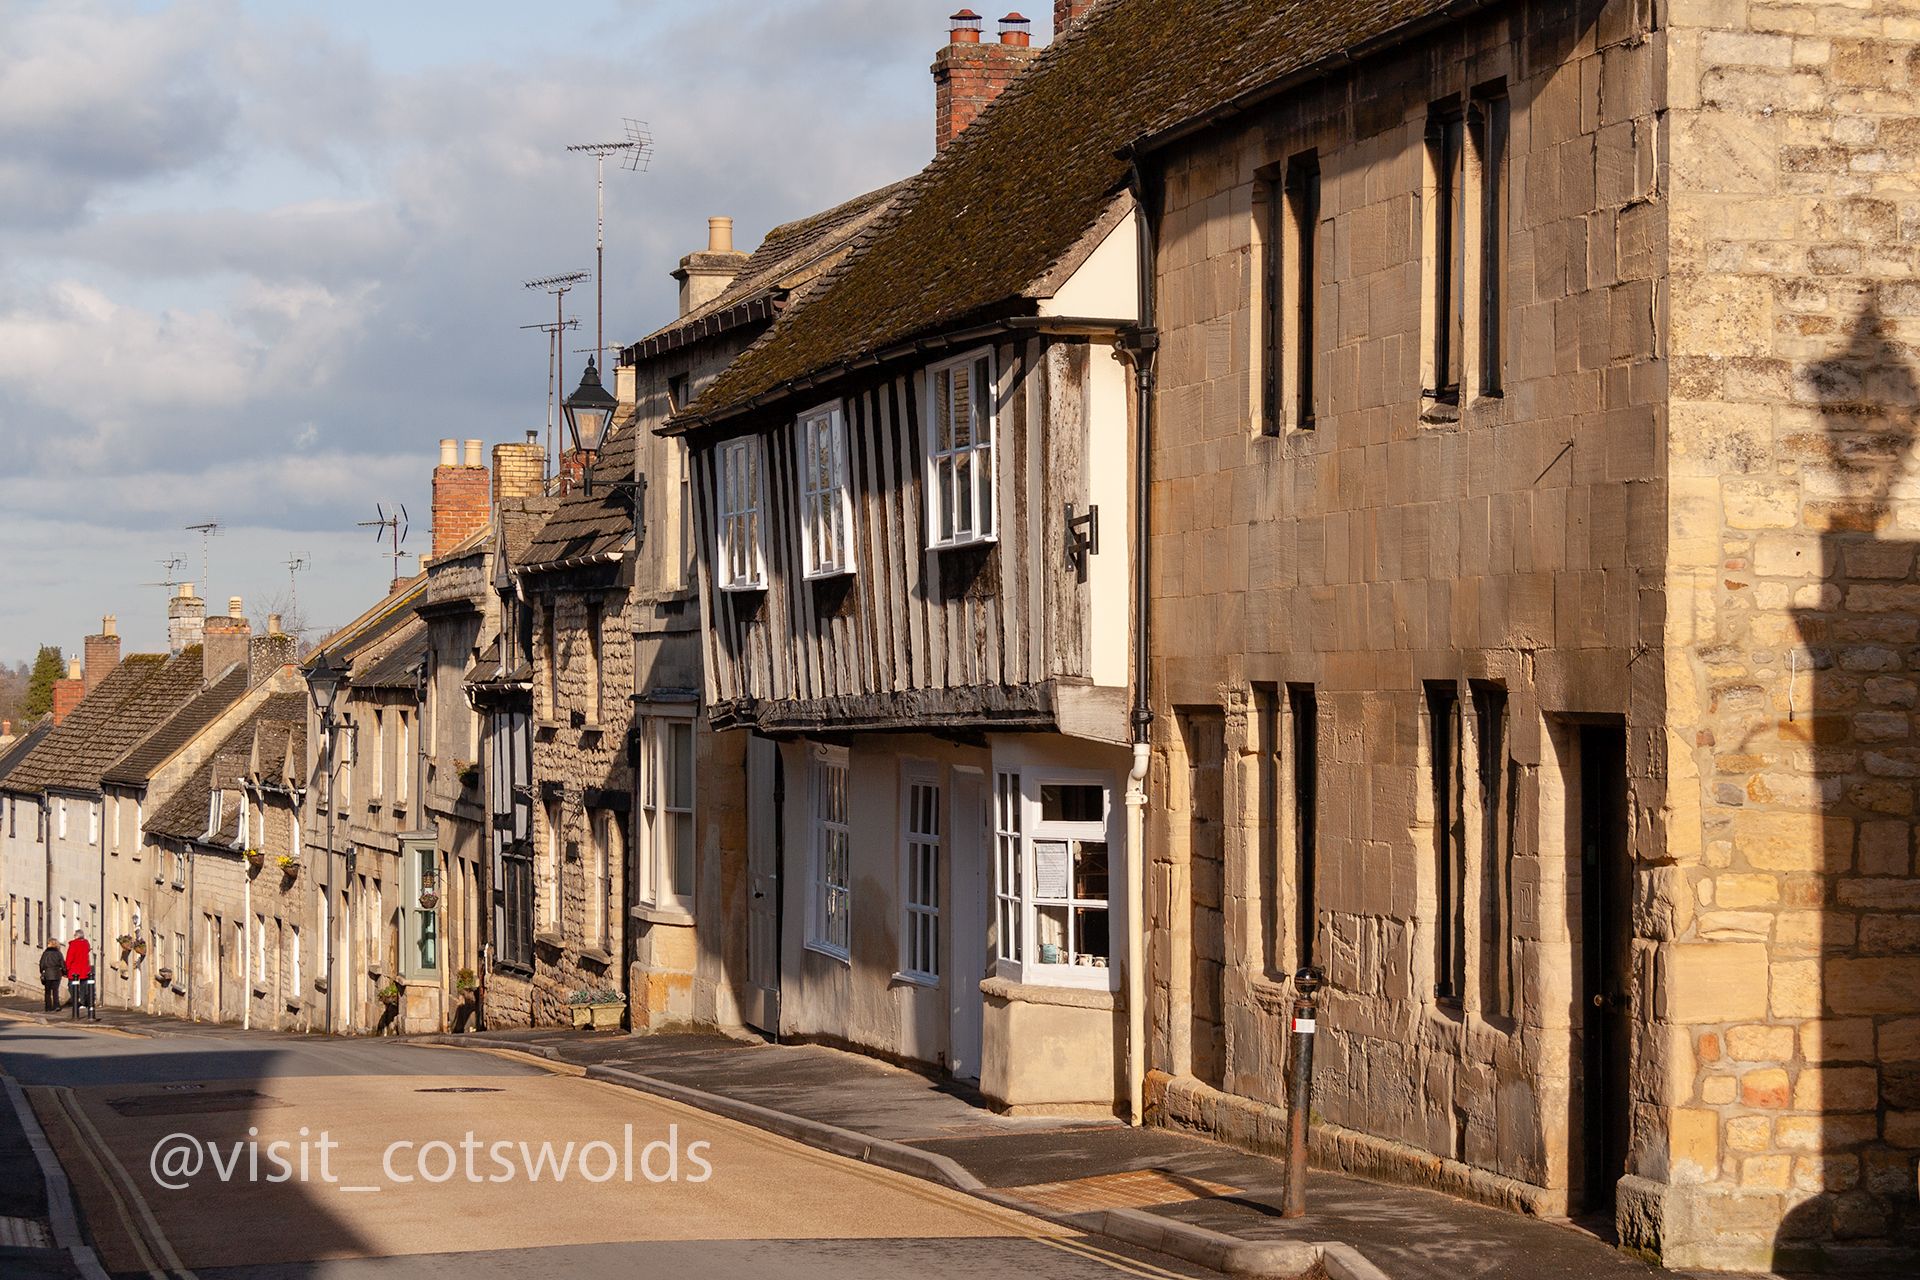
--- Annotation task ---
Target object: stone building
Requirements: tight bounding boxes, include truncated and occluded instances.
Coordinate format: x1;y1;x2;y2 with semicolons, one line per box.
599;194;908;1038
1050;0;1920;1269
301;576;427;1034
96;618;299;1017
142;689;311;1030
417;433;551;1031
662;7;1144;1113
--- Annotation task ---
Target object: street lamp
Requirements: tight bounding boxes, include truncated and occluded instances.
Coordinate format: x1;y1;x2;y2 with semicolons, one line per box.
305;649;350;1035
562;357;620;495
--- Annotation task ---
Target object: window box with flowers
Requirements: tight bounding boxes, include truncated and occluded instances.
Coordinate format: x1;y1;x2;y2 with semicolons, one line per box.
569;987;625;1031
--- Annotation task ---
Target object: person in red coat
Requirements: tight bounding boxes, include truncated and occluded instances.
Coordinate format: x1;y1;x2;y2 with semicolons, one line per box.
64;930;93;1019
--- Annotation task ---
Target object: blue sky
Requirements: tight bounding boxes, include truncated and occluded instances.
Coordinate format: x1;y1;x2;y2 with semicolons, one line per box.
0;0;1054;663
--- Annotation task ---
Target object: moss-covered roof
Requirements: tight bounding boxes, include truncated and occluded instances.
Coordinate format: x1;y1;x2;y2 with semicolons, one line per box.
669;0;1463;430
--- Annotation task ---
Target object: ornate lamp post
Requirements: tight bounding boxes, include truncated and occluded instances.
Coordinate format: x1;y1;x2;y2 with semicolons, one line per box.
562;357;621;496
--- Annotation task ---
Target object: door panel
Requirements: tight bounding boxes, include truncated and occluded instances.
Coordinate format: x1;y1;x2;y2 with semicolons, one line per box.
948;770;987;1082
1578;723;1632;1214
743;736;781;1034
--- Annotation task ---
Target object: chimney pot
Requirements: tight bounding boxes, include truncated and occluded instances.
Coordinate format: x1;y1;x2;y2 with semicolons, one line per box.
268;613;283;635
102;615;116;637
999;13;1031;45
67;659;81;680
228;596;244;618
950;8;983;41
439;438;458;467
707;216;735;253
935;6;1039;149
463;438;484;467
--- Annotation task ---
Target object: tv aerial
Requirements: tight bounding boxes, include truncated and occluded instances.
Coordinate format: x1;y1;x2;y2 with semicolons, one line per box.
524;271;590;479
358;505;410;585
185;520;221;598
567;118;653;370
284;555;309;629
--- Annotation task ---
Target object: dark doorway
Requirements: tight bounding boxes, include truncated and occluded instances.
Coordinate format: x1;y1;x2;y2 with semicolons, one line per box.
1578;722;1632;1215
1179;709;1227;1090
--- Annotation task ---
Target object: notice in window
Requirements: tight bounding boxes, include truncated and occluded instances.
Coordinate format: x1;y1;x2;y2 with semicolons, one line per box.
1034;840;1070;900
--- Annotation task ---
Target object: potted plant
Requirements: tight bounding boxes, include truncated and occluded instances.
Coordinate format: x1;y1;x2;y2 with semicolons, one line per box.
130;936;147;958
277;853;300;881
569;987;624;1031
155;966;174;987
244;848;264;871
376;980;401;1007
418;889;440;911
455;968;478;999
116;933;135;959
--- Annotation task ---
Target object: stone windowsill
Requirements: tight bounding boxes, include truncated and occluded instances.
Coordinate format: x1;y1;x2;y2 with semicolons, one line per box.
980;975;1119;1012
630;903;696;928
577;947;615;967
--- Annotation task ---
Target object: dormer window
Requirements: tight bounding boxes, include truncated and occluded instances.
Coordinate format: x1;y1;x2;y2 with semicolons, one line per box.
798;400;856;579
716;436;767;591
925;348;997;548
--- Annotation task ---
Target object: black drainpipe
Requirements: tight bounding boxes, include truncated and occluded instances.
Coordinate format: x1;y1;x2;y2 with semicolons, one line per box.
1124;155;1160;748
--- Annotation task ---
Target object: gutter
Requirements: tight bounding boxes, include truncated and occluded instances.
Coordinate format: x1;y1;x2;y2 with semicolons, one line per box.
1119;163;1160;1130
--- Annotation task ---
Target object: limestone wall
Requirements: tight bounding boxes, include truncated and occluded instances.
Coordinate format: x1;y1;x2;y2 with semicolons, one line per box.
1146;0;1665;1215
1657;0;1920;1267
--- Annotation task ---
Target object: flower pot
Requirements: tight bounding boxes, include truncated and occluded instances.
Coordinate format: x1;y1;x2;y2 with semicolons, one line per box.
418;892;440;911
571;1000;624;1031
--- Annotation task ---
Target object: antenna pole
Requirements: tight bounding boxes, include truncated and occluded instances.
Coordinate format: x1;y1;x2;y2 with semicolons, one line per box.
595;150;606;367
524;272;590;483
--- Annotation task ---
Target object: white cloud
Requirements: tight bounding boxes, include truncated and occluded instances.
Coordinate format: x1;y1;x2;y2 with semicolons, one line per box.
0;0;966;662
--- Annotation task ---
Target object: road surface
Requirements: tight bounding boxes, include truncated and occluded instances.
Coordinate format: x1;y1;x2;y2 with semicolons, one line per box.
0;1018;1213;1279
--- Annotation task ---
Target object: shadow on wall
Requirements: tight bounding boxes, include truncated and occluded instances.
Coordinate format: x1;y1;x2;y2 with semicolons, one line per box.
1778;299;1920;1269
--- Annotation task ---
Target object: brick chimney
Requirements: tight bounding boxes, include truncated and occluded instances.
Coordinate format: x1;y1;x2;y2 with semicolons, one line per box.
672;218;750;317
432;437;491;557
248;614;296;687
933;12;1040;151
204;599;252;686
83;616;120;694
1054;0;1096;35
494;434;547;506
52;659;84;726
168;583;205;655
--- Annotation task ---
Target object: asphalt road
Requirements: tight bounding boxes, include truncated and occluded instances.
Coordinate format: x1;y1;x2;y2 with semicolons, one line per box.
0;1019;1214;1280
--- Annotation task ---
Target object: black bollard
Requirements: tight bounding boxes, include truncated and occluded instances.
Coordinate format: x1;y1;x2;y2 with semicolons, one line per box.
1282;965;1325;1218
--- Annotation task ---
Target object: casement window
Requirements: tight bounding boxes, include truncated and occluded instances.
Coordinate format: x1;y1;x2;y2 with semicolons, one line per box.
288;926;301;998
1471;86;1510;396
807;747;852;959
992;771;1114;989
539;796;561;933
372;710;386;799
88;801;100;846
993;772;1022;962
900;770;942;983
257;915;268;984
396;714;409;805
678;442;696;591
57;799;68;841
1426;104;1467;403
586;602;604;725
715;436;768;591
134;801;142;851
1473;682;1513;1018
1426;681;1465;1004
798;401;857;578
590;809;619;950
636;716;695;913
111;799;120;851
1260;153;1320;435
542;609;559;719
409;840;438;973
925;348;997;548
500;843;534;967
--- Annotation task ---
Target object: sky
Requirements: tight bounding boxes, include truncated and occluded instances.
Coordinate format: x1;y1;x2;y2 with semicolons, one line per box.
0;0;1056;664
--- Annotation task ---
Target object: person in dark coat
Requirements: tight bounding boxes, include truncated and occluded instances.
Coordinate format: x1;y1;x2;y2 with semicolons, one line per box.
64;930;92;1018
38;940;63;1011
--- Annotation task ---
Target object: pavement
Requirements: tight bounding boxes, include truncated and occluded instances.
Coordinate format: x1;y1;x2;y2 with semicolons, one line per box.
0;1002;1224;1279
412;1022;1673;1280
0;993;1770;1279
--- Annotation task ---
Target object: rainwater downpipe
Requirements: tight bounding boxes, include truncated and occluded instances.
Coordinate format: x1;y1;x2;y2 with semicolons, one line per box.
1123;157;1160;1129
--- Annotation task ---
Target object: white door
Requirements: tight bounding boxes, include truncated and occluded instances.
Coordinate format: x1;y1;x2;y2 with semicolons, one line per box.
948;769;988;1082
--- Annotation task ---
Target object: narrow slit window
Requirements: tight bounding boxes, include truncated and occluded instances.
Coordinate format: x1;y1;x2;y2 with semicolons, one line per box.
1427;108;1466;403
1473;682;1513;1018
1288;153;1320;428
1289;684;1318;971
1474;88;1509;397
1426;681;1464;1003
